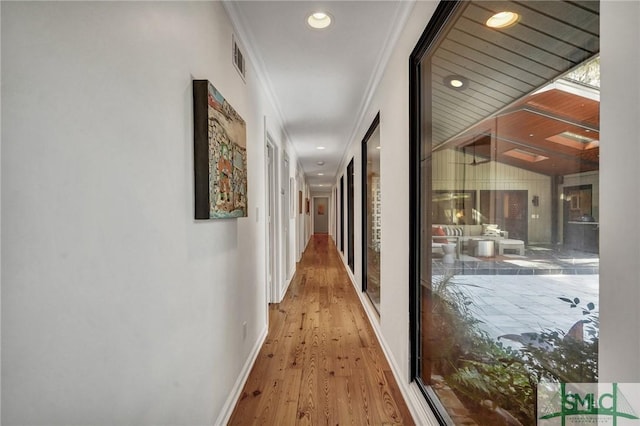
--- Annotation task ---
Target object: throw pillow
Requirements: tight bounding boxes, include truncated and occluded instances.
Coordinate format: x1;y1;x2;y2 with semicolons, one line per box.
432;226;448;243
482;224;501;236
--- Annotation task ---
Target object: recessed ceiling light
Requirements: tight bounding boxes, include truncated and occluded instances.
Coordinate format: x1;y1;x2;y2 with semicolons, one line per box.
376;146;381;150
307;11;332;29
317;161;325;166
486;11;520;29
316;146;326;150
444;75;468;90
318;173;324;176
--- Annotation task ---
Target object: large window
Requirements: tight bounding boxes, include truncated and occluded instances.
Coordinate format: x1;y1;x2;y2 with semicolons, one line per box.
362;114;381;312
340;175;345;253
347;158;355;272
410;2;600;424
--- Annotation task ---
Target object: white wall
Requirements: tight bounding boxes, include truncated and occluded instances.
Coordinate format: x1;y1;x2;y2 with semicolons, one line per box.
336;0;438;390
599;0;640;382
331;3;442;421
1;2;297;424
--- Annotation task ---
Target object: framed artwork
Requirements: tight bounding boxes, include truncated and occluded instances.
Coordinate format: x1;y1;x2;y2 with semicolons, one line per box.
193;80;247;219
305;198;310;214
298;190;303;214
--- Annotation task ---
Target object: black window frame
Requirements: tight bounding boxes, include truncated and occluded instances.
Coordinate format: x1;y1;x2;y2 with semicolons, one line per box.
340;175;345;253
347;158;355;272
408;1;465;421
361;113;381;296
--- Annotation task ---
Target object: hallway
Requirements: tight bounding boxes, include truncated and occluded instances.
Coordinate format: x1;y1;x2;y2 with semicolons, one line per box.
229;235;414;425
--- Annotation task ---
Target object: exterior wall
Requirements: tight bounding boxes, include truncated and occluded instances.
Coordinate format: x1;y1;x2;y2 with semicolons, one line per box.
1;2;299;424
433;149;553;243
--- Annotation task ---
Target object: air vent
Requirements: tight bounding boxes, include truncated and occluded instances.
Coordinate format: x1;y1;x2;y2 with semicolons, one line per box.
232;35;246;81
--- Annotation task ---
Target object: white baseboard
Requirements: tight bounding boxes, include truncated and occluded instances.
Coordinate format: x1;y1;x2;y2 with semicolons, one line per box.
337;248;440;425
214;326;268;426
278;272;294;303
405;383;443;425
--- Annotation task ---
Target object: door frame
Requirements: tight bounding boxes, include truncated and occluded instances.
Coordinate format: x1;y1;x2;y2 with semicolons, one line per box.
312;196;330;234
265;134;280;305
480;189;529;243
282;153;291;286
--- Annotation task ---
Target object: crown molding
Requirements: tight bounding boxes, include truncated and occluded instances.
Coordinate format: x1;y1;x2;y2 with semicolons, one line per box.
222;1;301;166
336;0;416;176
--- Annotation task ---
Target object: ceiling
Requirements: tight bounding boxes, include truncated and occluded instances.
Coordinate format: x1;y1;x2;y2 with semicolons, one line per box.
223;1;414;189
223;0;601;188
440;81;600;176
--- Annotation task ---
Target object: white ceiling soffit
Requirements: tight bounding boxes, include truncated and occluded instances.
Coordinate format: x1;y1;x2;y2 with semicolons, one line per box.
223;0;415;187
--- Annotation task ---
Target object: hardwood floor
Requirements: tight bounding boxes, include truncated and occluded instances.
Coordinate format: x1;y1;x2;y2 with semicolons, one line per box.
228;234;414;425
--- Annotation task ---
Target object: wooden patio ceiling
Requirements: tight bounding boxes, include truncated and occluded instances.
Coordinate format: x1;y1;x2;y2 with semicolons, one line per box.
439;85;600;177
430;0;600;177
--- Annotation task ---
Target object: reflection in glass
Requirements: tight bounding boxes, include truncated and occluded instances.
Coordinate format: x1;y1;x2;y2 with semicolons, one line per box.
363;118;381;312
412;1;600;424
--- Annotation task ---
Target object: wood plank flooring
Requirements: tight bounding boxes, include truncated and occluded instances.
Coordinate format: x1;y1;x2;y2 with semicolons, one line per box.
228;234;414;425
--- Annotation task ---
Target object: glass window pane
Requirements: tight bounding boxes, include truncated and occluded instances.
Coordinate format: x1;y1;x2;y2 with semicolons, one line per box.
414;2;600;424
364;119;381;311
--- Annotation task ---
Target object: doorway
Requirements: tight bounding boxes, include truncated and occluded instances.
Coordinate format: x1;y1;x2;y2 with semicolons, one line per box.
282;154;291;283
563;184;597;252
313;197;329;234
265;138;279;303
480;190;529;243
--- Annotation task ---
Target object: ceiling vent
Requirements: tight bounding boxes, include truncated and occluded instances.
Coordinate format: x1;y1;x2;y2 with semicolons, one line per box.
232;35;246;81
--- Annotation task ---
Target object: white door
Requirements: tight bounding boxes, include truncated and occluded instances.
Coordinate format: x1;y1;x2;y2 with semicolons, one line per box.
266;140;278;303
282;154;290;282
